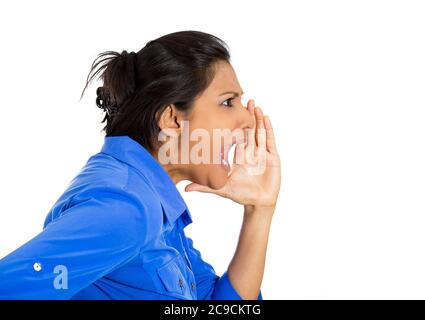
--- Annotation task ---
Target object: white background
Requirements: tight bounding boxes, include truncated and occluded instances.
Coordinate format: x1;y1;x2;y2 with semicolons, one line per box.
0;0;424;299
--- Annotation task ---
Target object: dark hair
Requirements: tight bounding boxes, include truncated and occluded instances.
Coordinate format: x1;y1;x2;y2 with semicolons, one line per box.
80;30;231;152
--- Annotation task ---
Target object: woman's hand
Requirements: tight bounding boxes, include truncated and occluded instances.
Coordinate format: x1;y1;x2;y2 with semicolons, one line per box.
185;99;281;211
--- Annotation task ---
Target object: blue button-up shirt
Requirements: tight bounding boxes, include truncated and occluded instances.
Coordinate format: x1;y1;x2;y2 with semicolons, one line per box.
0;135;262;300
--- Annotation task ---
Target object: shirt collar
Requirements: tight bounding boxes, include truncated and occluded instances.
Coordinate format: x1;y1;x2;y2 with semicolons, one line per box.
100;135;192;228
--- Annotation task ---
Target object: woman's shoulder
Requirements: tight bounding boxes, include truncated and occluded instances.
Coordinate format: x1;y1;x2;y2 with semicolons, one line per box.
44;152;164;236
64;152;158;199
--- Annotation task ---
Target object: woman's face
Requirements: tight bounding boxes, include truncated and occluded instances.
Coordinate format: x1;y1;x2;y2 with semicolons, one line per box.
157;60;254;188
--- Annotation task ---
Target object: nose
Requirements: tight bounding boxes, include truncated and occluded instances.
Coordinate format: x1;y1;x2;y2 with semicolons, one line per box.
241;103;255;129
229;103;255;145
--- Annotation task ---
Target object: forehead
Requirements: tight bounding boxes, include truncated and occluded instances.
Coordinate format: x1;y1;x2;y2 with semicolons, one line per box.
206;61;242;94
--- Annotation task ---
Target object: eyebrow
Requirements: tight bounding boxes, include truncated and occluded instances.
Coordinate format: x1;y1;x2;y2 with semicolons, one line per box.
219;91;244;97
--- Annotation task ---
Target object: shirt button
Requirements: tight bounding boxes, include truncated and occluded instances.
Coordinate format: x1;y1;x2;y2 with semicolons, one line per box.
191;282;196;290
178;279;184;288
33;262;42;272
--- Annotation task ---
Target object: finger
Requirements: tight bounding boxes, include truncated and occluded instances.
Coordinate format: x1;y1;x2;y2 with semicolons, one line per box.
245;98;255;145
247;99;255;115
245;126;256;157
247;99;256;129
255;107;266;150
233;140;246;165
244;99;256;163
245;99;256;141
264;115;278;154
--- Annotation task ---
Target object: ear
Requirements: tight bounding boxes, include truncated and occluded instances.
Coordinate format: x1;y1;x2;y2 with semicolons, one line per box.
158;104;182;133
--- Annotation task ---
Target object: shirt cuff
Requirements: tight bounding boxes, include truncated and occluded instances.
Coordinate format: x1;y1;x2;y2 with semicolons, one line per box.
212;271;263;300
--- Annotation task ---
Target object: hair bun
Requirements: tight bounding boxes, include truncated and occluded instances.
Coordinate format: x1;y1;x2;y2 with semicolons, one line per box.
96;86;119;116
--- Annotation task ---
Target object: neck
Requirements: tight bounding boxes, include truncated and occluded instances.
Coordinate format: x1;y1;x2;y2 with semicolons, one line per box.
150;148;187;185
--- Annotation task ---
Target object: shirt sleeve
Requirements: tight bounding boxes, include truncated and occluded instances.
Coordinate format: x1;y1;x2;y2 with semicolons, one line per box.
0;189;150;300
184;236;263;300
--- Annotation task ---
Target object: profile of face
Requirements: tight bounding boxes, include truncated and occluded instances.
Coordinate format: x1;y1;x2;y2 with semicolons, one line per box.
156;60;254;189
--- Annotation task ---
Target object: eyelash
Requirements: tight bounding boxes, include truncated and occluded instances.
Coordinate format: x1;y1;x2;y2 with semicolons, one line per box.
221;98;234;107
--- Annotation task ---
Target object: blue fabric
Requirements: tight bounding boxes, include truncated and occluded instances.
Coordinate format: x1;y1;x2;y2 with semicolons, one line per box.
0;135;263;300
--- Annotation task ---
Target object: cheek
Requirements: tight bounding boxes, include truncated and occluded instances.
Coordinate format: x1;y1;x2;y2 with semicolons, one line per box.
217;109;240;128
183;115;234;189
190;102;239;134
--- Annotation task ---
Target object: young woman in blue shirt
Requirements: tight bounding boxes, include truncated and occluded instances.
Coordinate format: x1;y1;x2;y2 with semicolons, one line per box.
0;30;281;300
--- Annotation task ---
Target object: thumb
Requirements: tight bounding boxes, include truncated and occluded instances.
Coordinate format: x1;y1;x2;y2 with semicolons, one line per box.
184;182;226;197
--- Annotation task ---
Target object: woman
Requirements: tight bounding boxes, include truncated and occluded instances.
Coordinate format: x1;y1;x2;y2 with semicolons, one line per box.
0;31;281;300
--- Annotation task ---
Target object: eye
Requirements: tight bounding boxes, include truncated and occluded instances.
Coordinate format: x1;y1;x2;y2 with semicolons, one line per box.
221;98;234;108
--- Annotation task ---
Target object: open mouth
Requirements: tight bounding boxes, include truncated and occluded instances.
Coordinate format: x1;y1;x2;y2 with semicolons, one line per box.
220;137;245;171
220;146;231;170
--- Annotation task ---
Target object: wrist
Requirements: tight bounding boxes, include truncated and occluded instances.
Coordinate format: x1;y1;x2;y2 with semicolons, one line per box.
244;203;275;212
244;204;275;220
242;205;274;233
